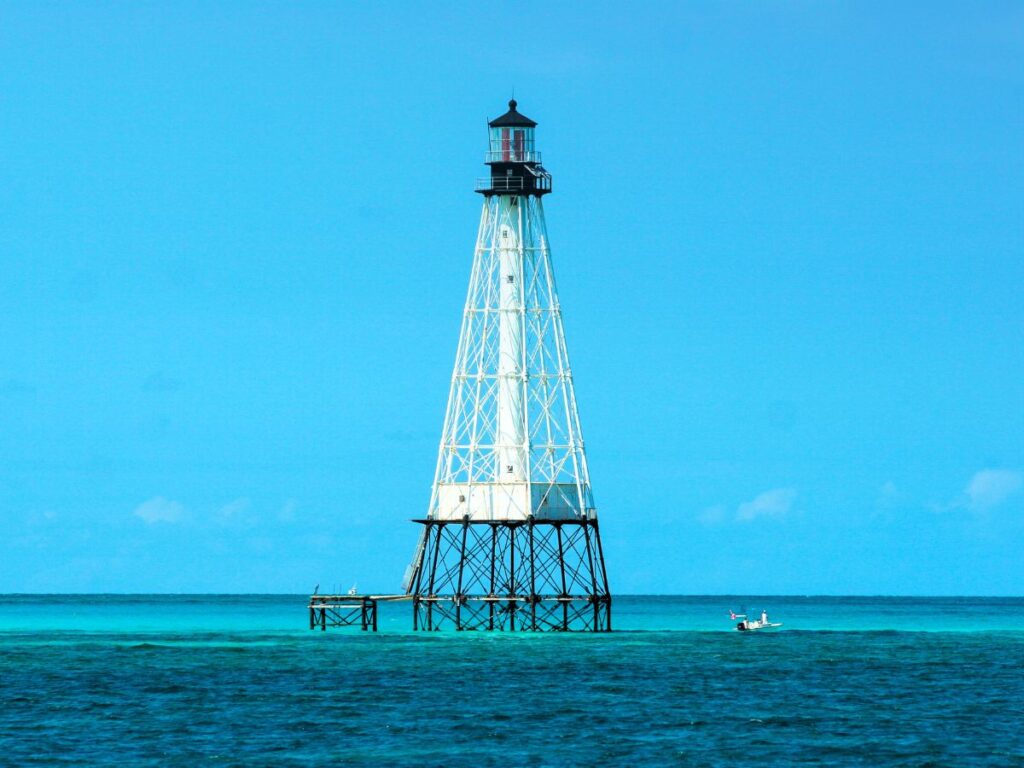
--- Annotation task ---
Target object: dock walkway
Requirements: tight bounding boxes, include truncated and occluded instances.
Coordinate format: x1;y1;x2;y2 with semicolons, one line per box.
308;594;410;632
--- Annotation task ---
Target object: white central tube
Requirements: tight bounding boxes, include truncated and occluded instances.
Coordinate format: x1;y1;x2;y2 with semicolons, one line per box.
496;198;525;483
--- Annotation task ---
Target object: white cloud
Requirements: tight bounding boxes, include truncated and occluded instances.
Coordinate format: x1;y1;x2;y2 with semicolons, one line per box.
134;497;185;524
736;488;797;522
965;469;1022;512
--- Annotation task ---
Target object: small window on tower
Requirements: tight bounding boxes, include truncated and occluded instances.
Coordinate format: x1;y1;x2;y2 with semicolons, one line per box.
506;274;514;283
458;494;465;503
506;464;514;474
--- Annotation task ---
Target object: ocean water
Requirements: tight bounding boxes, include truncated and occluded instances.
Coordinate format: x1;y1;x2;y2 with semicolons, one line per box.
1;596;1022;766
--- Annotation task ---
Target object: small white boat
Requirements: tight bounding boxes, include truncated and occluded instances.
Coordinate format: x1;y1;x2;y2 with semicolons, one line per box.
730;609;782;632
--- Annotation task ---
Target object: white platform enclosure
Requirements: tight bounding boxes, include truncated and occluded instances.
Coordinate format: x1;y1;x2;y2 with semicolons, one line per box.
405;101;611;632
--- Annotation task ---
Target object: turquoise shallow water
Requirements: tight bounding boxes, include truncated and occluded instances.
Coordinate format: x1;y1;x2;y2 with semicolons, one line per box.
2;595;1022;766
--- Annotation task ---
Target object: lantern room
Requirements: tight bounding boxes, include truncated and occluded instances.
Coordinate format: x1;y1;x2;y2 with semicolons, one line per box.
487;99;539;163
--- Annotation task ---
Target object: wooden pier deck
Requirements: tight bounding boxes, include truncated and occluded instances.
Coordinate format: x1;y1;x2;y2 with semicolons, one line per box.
308;594;410;632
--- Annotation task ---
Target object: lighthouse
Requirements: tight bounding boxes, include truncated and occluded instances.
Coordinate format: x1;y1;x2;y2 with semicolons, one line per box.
404;100;611;631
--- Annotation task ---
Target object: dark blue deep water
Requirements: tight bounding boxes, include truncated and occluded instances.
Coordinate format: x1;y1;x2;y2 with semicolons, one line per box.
1;595;1022;766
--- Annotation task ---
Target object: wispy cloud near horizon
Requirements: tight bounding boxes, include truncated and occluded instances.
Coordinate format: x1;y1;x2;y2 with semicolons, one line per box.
218;497;252;521
736;488;797;522
133;497;185;524
964;469;1022;512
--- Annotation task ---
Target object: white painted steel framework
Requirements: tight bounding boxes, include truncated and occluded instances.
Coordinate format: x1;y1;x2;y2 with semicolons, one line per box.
423;194;595;526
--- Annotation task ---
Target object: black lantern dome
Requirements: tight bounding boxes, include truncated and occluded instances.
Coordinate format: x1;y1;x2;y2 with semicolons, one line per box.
488;99;538;128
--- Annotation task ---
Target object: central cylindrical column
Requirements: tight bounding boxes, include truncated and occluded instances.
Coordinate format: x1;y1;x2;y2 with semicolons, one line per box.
496;197;526;483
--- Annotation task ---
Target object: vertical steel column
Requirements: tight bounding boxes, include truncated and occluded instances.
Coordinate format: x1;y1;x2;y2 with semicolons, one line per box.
427;522;443;631
489;523;497;630
528;519;537;630
455;519;469;630
581;520;600;632
556;523;568;630
593;520;612;631
411;523;433;631
508;523;517;631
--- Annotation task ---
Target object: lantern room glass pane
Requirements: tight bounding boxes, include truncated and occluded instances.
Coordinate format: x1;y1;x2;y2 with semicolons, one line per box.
488;127;535;162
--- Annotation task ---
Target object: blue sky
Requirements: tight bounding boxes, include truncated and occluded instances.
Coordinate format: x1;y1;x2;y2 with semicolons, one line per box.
1;2;1021;594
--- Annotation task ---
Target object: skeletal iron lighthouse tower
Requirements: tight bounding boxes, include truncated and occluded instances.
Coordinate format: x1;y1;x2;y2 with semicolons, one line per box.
404;101;611;631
